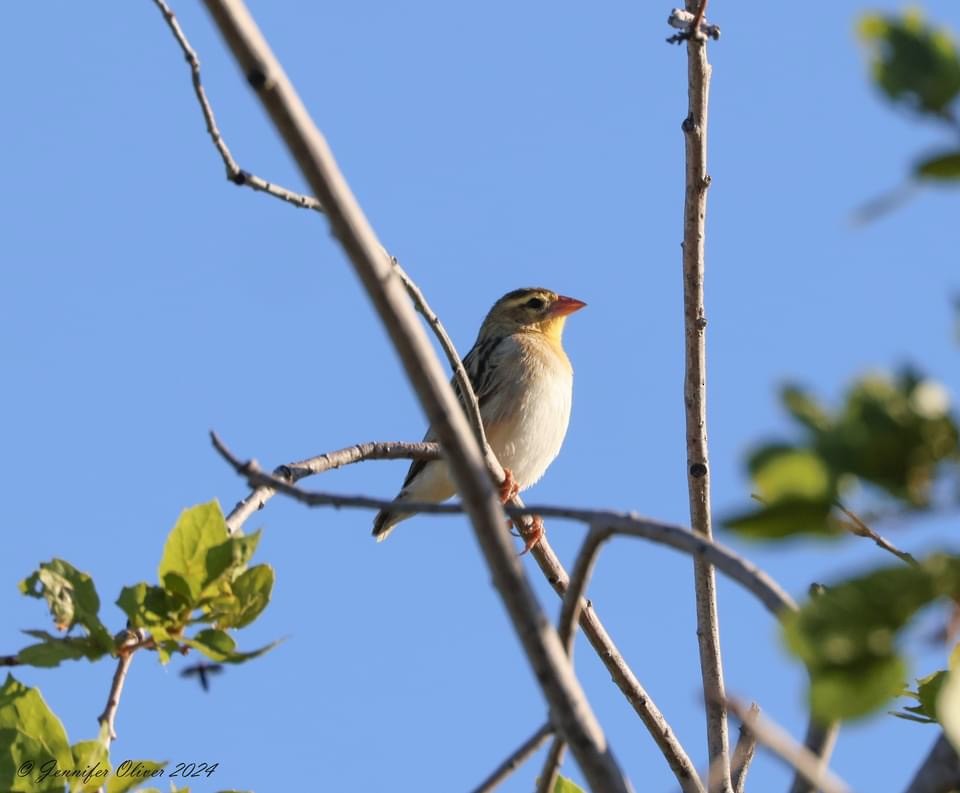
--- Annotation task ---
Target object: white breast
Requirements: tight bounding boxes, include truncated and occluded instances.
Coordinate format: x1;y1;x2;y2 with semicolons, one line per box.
484;335;573;490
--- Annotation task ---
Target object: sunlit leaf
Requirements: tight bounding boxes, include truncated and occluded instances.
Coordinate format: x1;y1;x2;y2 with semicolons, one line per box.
19;560;113;653
724;498;836;539
0;675;72;781
158;501;230;603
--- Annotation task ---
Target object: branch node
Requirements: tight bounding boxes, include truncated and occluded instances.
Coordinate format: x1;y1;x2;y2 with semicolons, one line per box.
681;114;698;134
666;7;721;44
689;462;708;479
246;66;268;90
230;168;250;185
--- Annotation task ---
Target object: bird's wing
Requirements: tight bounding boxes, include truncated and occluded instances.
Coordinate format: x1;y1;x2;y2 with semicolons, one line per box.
398;335;507;491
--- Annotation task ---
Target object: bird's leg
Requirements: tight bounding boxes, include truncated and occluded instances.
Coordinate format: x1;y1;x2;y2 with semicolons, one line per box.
498;468;520;504
518;516;544;556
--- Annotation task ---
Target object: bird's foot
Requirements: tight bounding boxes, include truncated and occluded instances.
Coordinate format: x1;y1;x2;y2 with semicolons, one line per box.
498;468;520;504
518;516;544;556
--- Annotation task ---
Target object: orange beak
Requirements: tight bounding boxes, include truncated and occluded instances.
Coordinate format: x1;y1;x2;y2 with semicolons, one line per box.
549;295;587;317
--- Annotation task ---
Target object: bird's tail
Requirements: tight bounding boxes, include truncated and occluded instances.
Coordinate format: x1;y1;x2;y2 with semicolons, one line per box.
372;505;412;542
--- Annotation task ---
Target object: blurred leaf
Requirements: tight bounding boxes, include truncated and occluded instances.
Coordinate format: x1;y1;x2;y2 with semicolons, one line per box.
858;11;960;116
811;655;907;721
940;666;960;751
16;631;106;668
781;384;832;433
784;554;960;720
724;498;836;539
19;560;113;653
0;675;72;777
749;446;835;502
554;777;586;793
182;629;280;664
916;150;960;181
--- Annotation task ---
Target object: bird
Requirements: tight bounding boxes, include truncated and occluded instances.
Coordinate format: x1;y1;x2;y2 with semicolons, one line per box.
372;287;586;550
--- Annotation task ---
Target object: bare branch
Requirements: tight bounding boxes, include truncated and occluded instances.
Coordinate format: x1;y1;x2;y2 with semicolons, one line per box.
536;736;568;793
726;699;852;793
730;703;758;793
666;7;721;43
197;2;629;789
97;629;147;742
787;720;840;793
903;733;960;793
150;0;321;211
836;502;919;567
471;722;554;793
674;5;729;788
558;527;610;657
213;433;796;618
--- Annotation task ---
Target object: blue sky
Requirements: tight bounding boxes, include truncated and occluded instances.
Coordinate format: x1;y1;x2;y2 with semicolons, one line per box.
2;1;959;791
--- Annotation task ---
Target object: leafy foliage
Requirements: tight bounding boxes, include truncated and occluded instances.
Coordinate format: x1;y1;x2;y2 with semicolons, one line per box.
783;554;960;721
724;370;959;540
859;10;960;187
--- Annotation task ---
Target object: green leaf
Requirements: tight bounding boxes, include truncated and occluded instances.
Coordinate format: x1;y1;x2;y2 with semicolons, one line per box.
0;727;66;792
749;447;835;502
158;501;230;603
783;554;960;720
554;776;587;793
104;760;167;793
724;498;836;539
117;583;184;630
939;667;960;751
915;150;960;181
204;532;262;590
69;736;110;792
810;655;907;721
183;629;281;664
19;560;113;653
16;632;107;668
858;11;960;116
781;384;832;433
0;675;72;775
217;565;274;630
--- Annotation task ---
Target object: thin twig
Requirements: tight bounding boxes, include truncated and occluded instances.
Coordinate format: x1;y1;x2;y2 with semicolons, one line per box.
0;655;20;667
154;3;689;785
730;703;758;793
536;737;568;793
198;2;630;789
558;527;610;658
903;732;960;793
471;722;555;793
835;502;919;567
677;6;728;788
726;699;853;793
212;433;795;616
97;630;146;742
151;0;321;211
787;720;840;793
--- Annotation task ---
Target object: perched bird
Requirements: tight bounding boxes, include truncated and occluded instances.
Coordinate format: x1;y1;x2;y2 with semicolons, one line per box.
372;287;586;549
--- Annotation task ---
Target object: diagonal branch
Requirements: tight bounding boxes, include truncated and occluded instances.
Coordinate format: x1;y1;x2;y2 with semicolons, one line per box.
471;722;555;793
198;2;629;789
726;699;852;793
675;3;728;789
153;3;693;787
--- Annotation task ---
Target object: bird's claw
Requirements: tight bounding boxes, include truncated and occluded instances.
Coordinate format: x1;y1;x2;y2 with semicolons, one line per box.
518;516;544;556
498;468;520;504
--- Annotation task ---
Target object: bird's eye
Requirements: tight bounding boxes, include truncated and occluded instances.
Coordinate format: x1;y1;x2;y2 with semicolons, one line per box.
526;297;545;310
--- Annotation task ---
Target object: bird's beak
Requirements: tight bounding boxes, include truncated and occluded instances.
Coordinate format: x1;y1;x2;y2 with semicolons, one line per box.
549;295;587;317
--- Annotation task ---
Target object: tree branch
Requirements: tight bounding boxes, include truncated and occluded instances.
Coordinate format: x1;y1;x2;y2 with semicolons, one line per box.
154;2;696;786
836;502;919;567
198;2;629;789
726;699;852;793
536;737;568;793
730;703;758;793
675;3;729;788
97;629;147;742
787;720;840;793
904;733;960;793
470;722;555;793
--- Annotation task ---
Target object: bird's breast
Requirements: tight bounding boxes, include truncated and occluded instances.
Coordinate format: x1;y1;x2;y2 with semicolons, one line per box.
485;336;573;490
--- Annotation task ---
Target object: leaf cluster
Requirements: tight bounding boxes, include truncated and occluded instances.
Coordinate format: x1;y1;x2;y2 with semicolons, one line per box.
725;370;959;539
859;10;960;182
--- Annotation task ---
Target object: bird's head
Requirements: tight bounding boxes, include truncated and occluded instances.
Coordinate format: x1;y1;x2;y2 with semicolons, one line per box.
480;287;586;342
